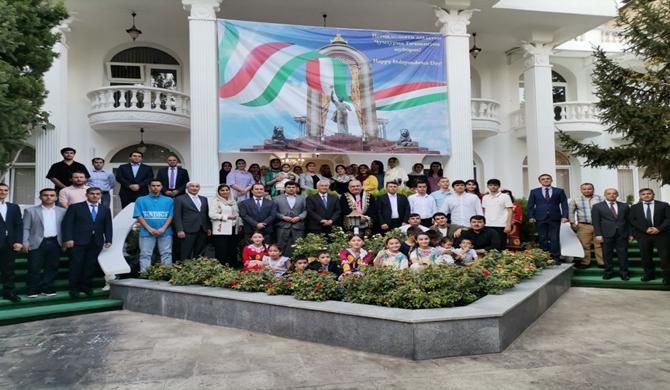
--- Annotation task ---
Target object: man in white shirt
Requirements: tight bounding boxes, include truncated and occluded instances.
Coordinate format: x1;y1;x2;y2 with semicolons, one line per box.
481;179;513;250
399;213;430;234
22;188;66;297
430;177;452;210
440;180;483;227
383;157;408;187
408;181;435;227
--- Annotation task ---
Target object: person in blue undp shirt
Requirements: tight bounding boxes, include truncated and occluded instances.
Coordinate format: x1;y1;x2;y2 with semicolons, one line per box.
133;179;174;273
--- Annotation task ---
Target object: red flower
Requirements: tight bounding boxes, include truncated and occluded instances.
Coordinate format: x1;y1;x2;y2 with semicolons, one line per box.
319;271;329;276
287;282;293;288
482;269;491;278
315;283;323;289
227;280;238;286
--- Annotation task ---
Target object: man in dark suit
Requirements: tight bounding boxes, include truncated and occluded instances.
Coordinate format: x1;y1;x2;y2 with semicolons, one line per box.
0;183;23;302
629;188;670;283
115;150;154;208
156;154;190;198
173;182;210;260
306;179;341;234
377;181;410;232
62;187;113;298
592;188;630;280
527;173;569;262
238;183;277;243
274;181;307;257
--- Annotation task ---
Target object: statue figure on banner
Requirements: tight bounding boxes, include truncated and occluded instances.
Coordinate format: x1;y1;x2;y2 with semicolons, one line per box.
397;129;414;147
330;87;352;134
271;126;287;147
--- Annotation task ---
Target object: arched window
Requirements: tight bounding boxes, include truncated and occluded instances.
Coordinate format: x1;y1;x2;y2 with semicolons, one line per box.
518;71;568;104
107;46;180;90
7;146;36;204
522;151;572;198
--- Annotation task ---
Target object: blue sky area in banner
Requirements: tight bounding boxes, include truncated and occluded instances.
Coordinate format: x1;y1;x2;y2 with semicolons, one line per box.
218;19;450;155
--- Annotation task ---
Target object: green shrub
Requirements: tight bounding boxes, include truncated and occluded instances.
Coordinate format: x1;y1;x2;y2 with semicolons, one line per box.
169;257;223;286
142;263;173;281
290;271;341;301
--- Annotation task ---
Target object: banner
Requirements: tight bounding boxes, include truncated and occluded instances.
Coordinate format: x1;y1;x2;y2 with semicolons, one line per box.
218;19;449;155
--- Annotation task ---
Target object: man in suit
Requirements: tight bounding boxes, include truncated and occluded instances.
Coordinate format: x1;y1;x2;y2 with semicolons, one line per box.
306;179;341;234
115;150;154;208
238;183;277;243
629;188;670;283
377;181;410;233
156;154;190;198
173;182;210;260
22;188;66;297
0;183;23;302
274;181;307;257
592;188;630;280
62;187;113;298
527;174;569;263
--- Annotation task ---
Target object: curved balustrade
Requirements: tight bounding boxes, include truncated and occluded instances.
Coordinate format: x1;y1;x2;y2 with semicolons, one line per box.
514;102;605;140
87;86;190;130
471;98;501;138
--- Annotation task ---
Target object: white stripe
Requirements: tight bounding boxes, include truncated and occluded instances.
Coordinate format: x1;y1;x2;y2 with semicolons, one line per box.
375;86;447;107
226;44;313;104
318;58;335;94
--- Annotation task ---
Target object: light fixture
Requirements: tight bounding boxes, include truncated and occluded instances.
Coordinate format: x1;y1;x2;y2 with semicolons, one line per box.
136;128;147;154
322;13;327;27
126;11;142;42
469;32;482;58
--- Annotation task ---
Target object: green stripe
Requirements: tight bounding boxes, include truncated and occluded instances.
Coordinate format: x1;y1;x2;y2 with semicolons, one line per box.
219;22;240;85
242;51;323;107
332;58;349;102
376;92;448;111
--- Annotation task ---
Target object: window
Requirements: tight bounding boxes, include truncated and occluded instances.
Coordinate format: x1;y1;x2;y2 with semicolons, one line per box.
518;71;568;104
7;146;36;205
522;151;572;198
107;47;180;89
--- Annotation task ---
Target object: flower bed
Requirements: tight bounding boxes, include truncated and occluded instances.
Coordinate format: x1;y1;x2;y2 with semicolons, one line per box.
142;249;553;309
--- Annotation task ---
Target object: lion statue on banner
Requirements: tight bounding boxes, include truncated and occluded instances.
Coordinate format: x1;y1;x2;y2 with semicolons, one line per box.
397;129;414;147
271;126;287;147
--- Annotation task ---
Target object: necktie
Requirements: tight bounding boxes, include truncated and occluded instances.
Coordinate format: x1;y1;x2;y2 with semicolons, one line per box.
169;168;176;189
544;188;550;201
609;202;617;218
645;202;653;225
192;196;201;211
256;198;262;210
322;195;328;208
91;204;98;221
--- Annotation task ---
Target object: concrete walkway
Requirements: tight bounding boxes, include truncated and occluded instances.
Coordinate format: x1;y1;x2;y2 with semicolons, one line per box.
1;287;669;389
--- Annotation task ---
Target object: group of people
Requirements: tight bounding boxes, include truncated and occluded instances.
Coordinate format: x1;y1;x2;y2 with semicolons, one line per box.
1;150;669;303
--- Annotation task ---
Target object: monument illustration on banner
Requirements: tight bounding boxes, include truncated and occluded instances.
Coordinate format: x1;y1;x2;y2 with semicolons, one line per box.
239;34;440;154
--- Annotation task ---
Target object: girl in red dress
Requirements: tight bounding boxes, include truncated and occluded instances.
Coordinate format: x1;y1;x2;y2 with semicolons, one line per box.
242;232;268;271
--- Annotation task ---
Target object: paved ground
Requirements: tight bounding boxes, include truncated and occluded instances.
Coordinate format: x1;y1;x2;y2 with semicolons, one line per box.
1;287;670;389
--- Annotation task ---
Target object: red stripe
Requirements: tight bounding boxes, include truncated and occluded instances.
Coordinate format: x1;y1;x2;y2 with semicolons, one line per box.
373;82;447;100
219;42;293;98
306;59;322;92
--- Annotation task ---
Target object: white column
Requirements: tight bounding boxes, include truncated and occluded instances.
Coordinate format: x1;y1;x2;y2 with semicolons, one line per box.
435;5;476;181
522;42;556;183
183;0;222;196
37;22;70;194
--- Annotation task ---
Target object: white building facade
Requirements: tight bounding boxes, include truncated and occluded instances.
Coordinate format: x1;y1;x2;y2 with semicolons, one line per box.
6;0;666;208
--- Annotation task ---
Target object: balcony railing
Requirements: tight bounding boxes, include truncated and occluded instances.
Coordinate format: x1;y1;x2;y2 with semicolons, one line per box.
514;102;605;140
87;86;190;130
471;98;500;138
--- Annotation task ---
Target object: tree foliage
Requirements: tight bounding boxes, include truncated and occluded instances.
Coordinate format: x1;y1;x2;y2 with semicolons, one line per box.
0;0;68;174
559;0;670;184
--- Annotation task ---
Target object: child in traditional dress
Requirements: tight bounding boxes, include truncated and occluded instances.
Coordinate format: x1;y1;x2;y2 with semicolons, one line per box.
242;232;267;271
263;244;291;276
338;235;372;279
409;232;443;270
451;239;478;266
274;164;298;194
373;236;409;270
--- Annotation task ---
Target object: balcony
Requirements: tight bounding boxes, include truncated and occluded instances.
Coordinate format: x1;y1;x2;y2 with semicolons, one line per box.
471;98;501;138
87;86;190;131
513;102;605;140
